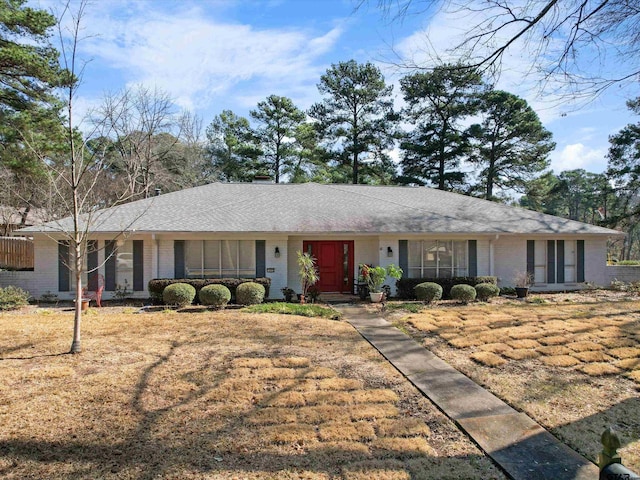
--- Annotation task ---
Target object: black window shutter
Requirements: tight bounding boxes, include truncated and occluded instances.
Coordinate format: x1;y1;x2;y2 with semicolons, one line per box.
556;240;565;283
174;240;185;279
398;240;408;278
547;240;556;284
58;241;70;292
577;240;585;282
133;240;144;291
468;240;477;277
87;240;98;290
255;240;266;278
105;241;116;291
526;240;535;278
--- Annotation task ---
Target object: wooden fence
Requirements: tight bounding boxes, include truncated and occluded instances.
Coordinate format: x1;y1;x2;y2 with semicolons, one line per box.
0;237;34;270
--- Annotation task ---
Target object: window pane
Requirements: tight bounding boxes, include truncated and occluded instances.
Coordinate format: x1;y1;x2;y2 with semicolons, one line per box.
184;240;202;277
204;240;220;273
221;240;238;276
423;241;438;272
116;241;134;287
534;240;546;283
453;241;467;276
408;267;422;279
408;241;422;272
439;241;453;275
238;240;255;277
565;240;576;282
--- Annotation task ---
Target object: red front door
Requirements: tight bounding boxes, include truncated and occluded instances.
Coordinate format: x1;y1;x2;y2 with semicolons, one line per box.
303;241;354;293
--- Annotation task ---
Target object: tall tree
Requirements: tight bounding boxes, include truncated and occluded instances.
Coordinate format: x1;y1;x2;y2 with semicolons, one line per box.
0;0;66;221
205;110;262;182
309;60;395;184
251;95;305;183
0;0;62;112
92;85;184;200
399;65;484;190
365;0;640;99
606;97;640;259
466;90;554;200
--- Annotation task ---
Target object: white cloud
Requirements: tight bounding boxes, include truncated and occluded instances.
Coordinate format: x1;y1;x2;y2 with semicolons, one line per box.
549;143;607;173
66;2;342;113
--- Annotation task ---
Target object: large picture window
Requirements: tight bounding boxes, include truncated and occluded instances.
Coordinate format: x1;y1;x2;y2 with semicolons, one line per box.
408;240;468;278
185;240;255;278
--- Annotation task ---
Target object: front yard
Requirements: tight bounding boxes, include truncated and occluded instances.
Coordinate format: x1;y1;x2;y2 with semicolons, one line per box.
0;307;504;480
390;297;640;473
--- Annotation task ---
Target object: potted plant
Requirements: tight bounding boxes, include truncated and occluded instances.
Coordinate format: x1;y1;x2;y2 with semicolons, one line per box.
281;287;295;302
514;270;533;298
297;251;319;304
359;263;403;302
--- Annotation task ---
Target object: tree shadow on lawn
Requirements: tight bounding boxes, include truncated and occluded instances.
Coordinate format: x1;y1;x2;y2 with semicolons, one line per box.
0;329;505;480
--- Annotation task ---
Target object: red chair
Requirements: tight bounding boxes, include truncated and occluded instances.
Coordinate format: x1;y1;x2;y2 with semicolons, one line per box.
83;273;105;307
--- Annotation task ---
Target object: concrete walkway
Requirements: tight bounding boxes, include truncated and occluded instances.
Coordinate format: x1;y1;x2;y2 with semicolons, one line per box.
334;304;599;480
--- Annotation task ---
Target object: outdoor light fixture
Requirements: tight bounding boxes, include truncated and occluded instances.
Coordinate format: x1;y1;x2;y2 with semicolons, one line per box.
275;247;280;258
387;246;393;257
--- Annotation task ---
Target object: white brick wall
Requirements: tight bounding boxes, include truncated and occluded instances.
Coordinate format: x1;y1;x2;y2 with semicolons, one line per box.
606;266;640;285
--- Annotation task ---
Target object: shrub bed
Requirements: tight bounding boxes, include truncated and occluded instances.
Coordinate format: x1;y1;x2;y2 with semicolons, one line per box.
414;282;443;304
199;284;231;309
450;284;477;304
396;276;496;300
236;282;265;305
162;283;196;307
148;277;271;304
475;282;500;302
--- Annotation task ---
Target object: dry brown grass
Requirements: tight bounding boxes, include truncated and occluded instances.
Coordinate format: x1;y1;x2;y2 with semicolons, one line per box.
397;299;640;473
0;307;505;480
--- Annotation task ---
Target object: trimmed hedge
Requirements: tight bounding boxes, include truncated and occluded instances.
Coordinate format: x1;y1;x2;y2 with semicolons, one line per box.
396;276;497;300
236;282;265;305
450;284;477;304
475;283;500;302
148;277;271;304
199;284;231;309
163;283;196;307
414;282;443;304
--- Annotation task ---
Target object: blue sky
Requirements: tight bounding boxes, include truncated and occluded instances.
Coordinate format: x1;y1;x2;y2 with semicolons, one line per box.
39;0;640;176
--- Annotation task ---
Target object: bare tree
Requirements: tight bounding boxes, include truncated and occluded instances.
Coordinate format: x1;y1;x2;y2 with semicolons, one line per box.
36;1;144;354
93;85;182;199
363;0;640;99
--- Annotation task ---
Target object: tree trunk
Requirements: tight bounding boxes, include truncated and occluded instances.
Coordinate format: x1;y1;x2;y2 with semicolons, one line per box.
70;241;83;354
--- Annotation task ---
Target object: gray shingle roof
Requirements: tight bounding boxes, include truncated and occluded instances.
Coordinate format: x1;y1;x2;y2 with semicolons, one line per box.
21;182;622;236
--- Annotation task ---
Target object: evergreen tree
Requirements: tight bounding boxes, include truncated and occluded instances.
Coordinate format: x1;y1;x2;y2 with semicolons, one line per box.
205;110;262;182
467;90;554;200
251;95;305;183
399;65;484;191
309;60;395;184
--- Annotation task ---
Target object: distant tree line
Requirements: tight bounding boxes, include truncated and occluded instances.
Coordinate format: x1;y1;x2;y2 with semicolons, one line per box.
2;1;640;259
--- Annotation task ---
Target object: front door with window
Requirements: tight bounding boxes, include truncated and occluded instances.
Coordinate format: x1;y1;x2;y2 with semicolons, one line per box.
303;241;354;293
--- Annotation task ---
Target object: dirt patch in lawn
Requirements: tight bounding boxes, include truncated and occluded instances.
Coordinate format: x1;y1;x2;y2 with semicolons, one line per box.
0;308;505;479
390;299;640;473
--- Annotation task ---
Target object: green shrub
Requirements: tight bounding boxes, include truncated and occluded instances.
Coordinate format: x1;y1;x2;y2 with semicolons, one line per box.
199;284;231;308
0;286;30;310
450;284;477;304
162;283;196;307
236;282;265;305
396;276;497;299
500;286;516;296
475;283;500;302
148;277;271;304
414;282;443;303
